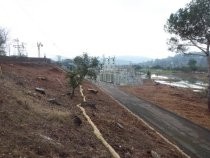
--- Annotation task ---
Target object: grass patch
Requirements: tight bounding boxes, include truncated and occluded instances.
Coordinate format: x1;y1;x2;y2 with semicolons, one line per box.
46;109;69;123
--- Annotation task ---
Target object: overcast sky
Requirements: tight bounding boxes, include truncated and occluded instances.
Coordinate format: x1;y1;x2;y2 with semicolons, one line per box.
0;0;191;59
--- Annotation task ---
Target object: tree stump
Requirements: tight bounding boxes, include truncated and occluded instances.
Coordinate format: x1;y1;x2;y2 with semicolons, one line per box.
35;87;46;95
87;88;98;94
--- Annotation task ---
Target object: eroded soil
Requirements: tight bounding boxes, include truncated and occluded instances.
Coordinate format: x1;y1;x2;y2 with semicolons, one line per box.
0;62;186;157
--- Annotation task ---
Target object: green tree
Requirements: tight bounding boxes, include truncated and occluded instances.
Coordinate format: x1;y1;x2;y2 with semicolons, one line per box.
73;53;99;79
188;59;197;71
68;70;83;99
67;53;99;98
0;28;8;56
165;0;210;111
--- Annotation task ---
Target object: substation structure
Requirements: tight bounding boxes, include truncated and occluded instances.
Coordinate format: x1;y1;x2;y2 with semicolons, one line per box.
98;57;143;86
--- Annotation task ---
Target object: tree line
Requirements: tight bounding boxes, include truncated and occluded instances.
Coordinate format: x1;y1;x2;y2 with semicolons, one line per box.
139;54;207;71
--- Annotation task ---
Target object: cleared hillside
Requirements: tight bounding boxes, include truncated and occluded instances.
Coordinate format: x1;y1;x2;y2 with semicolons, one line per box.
0;61;186;157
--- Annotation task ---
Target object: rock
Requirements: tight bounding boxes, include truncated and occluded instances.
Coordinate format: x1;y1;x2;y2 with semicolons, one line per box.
73;116;82;126
35;87;46;95
47;98;61;105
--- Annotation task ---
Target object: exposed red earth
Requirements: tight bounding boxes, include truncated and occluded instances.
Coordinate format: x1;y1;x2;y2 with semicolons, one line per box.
120;80;210;130
0;61;186;157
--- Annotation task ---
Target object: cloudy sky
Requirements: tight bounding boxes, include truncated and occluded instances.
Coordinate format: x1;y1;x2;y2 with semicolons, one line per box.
0;0;190;59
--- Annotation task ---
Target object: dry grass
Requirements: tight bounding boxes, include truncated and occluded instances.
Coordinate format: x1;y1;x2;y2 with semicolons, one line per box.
46;109;70;123
0;63;111;157
0;62;189;157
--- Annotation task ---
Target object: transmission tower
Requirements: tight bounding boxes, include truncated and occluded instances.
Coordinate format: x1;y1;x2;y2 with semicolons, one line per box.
13;39;26;56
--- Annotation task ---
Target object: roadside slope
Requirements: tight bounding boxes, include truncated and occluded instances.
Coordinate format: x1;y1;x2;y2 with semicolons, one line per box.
98;82;210;158
0;62;187;157
0;63;110;157
82;81;187;158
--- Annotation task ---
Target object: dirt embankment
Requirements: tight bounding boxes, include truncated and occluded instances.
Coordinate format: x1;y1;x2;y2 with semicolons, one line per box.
81;81;187;158
120;80;210;130
0;62;187;157
0;63;110;157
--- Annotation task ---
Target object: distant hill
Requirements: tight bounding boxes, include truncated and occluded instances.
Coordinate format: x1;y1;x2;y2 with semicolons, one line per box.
115;56;151;65
139;54;207;68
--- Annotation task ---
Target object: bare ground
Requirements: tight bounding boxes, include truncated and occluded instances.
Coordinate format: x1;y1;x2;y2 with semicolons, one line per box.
120;79;210;130
0;62;187;157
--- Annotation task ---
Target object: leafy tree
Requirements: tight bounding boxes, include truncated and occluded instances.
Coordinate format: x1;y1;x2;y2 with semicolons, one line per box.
165;0;210;111
67;53;100;98
73;53;100;79
0;27;8;56
68;70;83;98
188;59;197;71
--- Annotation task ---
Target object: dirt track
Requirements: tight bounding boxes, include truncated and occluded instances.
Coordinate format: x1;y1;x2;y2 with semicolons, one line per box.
97;82;210;158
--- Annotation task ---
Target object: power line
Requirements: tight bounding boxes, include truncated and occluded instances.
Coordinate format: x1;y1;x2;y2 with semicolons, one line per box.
14;0;65;56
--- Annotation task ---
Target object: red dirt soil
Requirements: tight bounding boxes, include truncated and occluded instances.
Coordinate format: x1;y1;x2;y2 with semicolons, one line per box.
120;80;210;130
0;62;186;157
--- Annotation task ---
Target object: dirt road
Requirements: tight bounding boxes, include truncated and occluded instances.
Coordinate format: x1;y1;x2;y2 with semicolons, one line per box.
97;82;210;158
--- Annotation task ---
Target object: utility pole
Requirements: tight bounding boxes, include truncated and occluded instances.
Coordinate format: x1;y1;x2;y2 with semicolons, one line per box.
37;42;43;58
